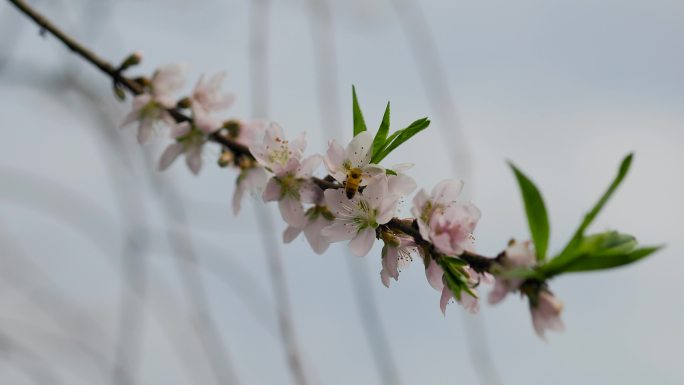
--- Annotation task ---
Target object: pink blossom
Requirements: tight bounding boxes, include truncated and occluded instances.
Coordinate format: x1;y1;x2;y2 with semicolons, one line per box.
530;290;565;339
249;123;306;175
428;202;481;256
322;177;398;257
223;119;265;148
324;132;384;185
232;166;268;214
488;240;537;305
121;64;186;144
411;179;465;240
262;155;322;227
158;122;208;175
192;72;235;112
283;205;334;254
438;267;483;315
191;72;235;134
380;234;416;287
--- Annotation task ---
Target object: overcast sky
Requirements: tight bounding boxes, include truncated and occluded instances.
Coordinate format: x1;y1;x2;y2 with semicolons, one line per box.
0;1;682;384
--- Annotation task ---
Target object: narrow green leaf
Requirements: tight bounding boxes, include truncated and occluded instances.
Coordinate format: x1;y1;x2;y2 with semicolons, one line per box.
542;231;637;276
557;153;634;258
385;169;397;176
498;267;545;281
372;118;430;163
560;246;661;273
509;162;550;261
352;85;367;137
372;102;391;159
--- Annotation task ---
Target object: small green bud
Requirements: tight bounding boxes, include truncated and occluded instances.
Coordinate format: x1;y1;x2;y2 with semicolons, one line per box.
119;51;143;71
222;120;242;138
113;82;126;101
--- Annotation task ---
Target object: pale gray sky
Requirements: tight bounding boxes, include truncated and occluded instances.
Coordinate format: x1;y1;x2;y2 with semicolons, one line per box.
0;1;682;384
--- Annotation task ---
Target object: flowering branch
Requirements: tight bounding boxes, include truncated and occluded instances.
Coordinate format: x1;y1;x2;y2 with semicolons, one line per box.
7;0;662;340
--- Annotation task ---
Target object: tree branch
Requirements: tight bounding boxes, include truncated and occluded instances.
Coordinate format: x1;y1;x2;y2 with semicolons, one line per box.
5;0;501;273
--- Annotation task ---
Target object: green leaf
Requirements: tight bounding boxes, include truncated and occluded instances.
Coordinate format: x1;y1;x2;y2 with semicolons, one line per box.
541;230;655;276
352;85;367;137
557;153;634;259
560;246;661;273
498;266;545;281
385;169;397;176
371;117;430;163
509;162;550;261
372;102;391;159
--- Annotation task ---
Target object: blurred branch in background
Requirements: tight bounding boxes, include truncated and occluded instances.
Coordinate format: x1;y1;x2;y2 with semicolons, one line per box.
63;3;151;384
304;2;404;384
250;1;317;385
390;1;502;384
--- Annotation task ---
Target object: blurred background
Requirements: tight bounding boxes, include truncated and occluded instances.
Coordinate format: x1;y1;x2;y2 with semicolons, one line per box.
0;0;682;384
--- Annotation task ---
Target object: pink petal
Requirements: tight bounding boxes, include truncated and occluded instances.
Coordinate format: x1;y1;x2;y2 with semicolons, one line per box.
297;154;322;178
324;140;345;178
425;259;445;291
388;174;417;196
262;178;281;202
348;227;376;257
185;147;202;175
362;177;388;207
459;292;480;314
299;182;322;205
158;142;184;171
375;195;399;225
321;221;356;242
323;188;350;217
431;179;464;205
346;131;373;168
283;226;302;243
384;246;400;280
440;285;454;316
303;217;332;254
171;121;192;139
136;119;154;144
278;197;306;227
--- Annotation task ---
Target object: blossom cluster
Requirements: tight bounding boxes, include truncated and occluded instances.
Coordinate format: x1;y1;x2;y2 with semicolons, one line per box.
119;63;572;339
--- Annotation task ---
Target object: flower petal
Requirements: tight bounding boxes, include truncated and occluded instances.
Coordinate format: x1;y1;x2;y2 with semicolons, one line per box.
440;286;454;316
388;174;417;196
375;195;399;225
348;227;376;257
262;177;281;202
303;217;332;254
158;142;184;171
323;188;350;217
283;225;302;244
321;221;357;242
278;197;306;227
362;177;388;208
324;140;345;179
425;259;445;291
185;146;203;175
431;179;464;205
346;131;373;168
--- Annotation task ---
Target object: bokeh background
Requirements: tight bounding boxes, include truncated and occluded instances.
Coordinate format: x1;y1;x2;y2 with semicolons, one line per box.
1;0;682;384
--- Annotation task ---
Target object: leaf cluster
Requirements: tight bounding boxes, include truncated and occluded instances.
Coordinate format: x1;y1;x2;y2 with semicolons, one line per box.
351;86;430;165
507;153;660;280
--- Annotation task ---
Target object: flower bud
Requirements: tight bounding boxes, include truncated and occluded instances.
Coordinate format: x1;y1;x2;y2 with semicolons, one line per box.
218;150;234;167
222;119;242;138
176;97;192;109
119;51;143;71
